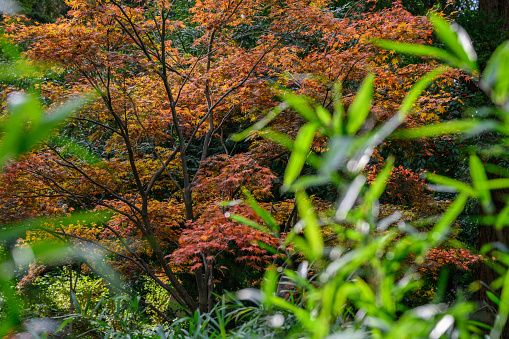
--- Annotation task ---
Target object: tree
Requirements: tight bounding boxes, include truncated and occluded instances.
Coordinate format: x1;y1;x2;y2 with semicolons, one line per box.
2;0;466;315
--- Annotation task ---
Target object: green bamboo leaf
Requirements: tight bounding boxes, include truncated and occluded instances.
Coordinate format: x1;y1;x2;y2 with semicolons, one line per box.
490;270;509;338
426;173;476;197
283;269;316;291
316;104;332;127
389;120;480;139
0;93;40;166
295;190;323;260
229;214;271;233
346;74;374;135
55;318;74;333
258;128;294;150
487;291;501;306
283;122;320;188
27;95;92;147
399;67;448;118
289;175;330;191
70;290;82;314
241;187;279;233
266;295;314;330
470;154;493;214
364;156;394;205
429;13;477;72
83;291;93;315
230;102;288;141
429;193;468;246
373;39;459;66
282;92;317;122
256;241;278;255
486;178;509;191
319;136;353;177
292;236;311;258
481;41;509;110
90;296;105;316
332;82;345;135
262;267;278;309
49;135;100;164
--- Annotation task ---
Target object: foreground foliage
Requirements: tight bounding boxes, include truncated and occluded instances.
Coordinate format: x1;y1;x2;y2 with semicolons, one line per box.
1;0;509;338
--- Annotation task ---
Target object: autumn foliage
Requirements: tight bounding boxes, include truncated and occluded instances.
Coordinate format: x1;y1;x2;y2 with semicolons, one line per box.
0;0;479;314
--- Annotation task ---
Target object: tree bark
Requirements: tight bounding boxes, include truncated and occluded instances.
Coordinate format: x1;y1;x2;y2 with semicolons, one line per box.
479;0;509;29
475;171;509;336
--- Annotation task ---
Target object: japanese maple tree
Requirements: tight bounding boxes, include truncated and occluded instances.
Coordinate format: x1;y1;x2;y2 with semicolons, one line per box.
0;0;470;314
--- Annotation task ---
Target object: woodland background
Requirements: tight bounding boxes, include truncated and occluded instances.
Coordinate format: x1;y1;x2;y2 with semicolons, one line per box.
0;0;509;337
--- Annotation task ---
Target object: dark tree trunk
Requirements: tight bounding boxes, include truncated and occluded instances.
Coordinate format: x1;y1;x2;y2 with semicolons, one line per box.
479;0;509;29
474;171;509;336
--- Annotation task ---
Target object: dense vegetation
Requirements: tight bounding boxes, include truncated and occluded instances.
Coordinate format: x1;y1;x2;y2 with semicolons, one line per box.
0;0;509;337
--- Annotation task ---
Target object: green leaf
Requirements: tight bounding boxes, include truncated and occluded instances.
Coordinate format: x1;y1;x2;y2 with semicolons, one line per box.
258;128;294;150
426;173;476;197
282;92;317;122
83;291;93;315
487;291;501;306
289;174;331;191
318;136;353;176
398;67;448;119
55;318;74;333
373;39;459;66
332;82;345;135
70;290;82;314
429;193;468;245
241;187;279;232
262;266;278;306
346;74;374;135
364;156;394;206
295;190;323;260
283;269;316;291
230;102;288;141
481;41;509;110
470;154;493;214
229;214;271;234
429;13;478;72
316;104;332;127
490;269;509;338
0;93;92;167
389;120;480;139
49;135;100;164
90;296;105;316
283;122;320;189
27;94;92;147
0;93;41;166
256;241;278;255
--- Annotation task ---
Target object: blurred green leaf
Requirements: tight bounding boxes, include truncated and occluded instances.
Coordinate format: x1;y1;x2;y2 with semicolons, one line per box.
230;102;288;141
282;92;317;122
283;122;320;189
373;39;459;67
230;214;271;233
364;156;394;207
242;187;279;233
429;193;468;245
426;173;476;197
399;67;448;119
346;74;374;135
332;82;345;135
389;120;480;139
315;104;331;127
429;13;478;71
481;41;509;111
295;190;323;260
469;154;493;214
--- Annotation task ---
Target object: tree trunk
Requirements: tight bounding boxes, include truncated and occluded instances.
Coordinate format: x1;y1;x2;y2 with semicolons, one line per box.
479;0;509;29
474;171;509;336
